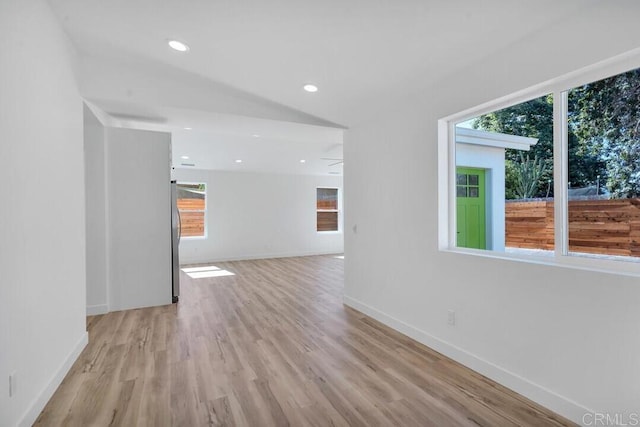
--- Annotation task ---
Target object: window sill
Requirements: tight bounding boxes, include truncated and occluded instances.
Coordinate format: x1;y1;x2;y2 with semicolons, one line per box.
317;230;343;234
180;236;207;241
440;246;640;279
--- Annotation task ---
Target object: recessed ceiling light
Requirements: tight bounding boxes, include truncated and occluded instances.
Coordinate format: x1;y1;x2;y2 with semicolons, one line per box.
235;159;243;163
252;134;260;138
168;40;190;52
303;84;318;93
329;171;340;175
184;127;192;130
300;159;306;163
181;155;189;160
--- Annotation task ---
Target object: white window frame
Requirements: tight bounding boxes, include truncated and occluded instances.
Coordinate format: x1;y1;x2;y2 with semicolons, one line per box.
438;47;640;277
316;187;342;233
177;181;207;240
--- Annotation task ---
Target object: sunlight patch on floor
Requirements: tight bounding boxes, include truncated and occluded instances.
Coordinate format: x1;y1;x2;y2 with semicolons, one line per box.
182;265;235;279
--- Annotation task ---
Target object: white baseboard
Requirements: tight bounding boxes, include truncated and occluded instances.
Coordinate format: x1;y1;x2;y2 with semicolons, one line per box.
343;295;592;425
180;250;344;265
19;332;88;427
86;304;108;316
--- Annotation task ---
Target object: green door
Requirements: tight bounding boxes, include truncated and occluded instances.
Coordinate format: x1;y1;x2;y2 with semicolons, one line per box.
456;167;486;249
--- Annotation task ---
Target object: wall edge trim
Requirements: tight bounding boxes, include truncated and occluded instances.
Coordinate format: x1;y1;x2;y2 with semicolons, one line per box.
180;250;344;265
342;295;592;425
86;304;109;316
18;332;88;427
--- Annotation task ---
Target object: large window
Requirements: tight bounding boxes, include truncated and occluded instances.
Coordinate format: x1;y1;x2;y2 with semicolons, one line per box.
317;188;339;232
440;55;640;272
177;183;206;238
567;69;640;258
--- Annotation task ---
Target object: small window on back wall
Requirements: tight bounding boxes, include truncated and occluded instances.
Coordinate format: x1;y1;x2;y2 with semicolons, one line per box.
177;183;206;238
317;188;339;232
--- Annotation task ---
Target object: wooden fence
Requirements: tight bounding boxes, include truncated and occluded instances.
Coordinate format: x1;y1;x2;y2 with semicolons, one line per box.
505;199;640;257
178;198;205;237
505;201;554;250
317;212;338;232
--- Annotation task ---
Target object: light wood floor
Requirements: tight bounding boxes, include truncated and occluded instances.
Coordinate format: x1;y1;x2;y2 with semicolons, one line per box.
36;255;575;426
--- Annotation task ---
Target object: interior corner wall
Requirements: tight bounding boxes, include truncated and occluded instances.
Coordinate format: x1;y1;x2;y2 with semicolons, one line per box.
173;168;344;264
344;4;640;424
0;1;87;426
84;105;108;315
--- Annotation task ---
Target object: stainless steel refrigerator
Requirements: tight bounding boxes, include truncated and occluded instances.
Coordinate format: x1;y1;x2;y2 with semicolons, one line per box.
171;180;181;303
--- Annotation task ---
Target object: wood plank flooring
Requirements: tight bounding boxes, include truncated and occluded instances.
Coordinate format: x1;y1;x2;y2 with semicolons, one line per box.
36;255;576;426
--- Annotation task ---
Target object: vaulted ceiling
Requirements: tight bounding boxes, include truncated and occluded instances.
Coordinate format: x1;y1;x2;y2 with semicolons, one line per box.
49;0;603;174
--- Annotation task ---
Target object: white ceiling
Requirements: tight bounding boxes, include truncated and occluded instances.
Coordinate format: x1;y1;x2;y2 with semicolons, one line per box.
172;129;343;175
49;0;603;174
87;100;344;174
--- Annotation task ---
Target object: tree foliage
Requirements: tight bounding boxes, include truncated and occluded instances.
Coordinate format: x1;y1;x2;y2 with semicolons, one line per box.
472;69;640;199
473;95;554;198
569;68;640;198
474;95;554;164
512;153;548;199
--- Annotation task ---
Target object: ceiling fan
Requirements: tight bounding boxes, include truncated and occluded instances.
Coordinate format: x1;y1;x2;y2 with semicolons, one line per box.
322;158;343;167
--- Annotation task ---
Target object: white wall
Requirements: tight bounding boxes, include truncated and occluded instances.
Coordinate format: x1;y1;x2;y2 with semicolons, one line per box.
456;143;505;251
345;4;640;424
173;168;343;264
106;128;173;311
0;1;87;426
84;105;108;315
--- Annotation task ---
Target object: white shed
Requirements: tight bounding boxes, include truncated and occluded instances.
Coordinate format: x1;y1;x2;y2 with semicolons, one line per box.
455;127;538;251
